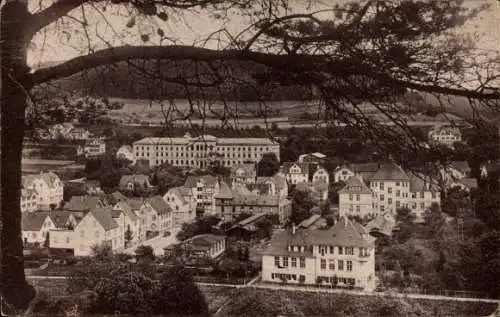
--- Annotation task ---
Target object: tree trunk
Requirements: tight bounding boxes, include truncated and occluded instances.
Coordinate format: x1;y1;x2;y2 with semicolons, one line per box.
1;0;36;310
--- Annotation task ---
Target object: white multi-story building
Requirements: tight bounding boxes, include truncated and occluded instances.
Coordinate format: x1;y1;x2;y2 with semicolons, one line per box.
338;176;374;218
262;217;376;291
22;172;64;210
428;125;462;147
21;188;38;213
132;133;280;169
77;138;106;158
163;187;197;225
339;162;441;219
50;208;121;257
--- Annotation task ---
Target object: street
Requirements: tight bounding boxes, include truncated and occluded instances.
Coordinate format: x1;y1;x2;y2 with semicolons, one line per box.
122;226;181;256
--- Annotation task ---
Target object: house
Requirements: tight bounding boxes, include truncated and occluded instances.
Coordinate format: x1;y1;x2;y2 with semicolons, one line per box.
100;191;128;205
65;178;103;195
350;163;380;183
407;173;441;219
261;217;376;291
22;212;55;245
50;208;121;257
297;214;327;230
294;180;329;202
428;125;462;147
298;152;327;164
214;186;291;223
146;196;174;234
256;174;288;198
439;161;471;189
69;127;92;140
64;195;107;219
21;188;38;213
112;201;142;247
165;234;226;259
49;211;78;230
280;163;310;185
163;187;197;226
118;174;156;194
183;175;220;215
116;145;136;164
338;176;374;218
333;166;355;183
449;178;479;192
231;163;257;185
77;138;106;158
365;213;396;238
22;172;64;210
225;213;269;241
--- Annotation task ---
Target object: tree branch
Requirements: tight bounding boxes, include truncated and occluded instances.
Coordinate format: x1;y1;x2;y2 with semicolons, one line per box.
30;0;85;34
30;45;500;102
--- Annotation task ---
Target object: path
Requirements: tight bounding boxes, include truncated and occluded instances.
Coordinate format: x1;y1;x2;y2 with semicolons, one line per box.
26;274;499;304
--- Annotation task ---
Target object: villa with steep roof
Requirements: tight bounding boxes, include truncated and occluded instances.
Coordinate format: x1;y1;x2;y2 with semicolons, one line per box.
112;200;143;246
132;134;280;169
261;217;376;291
163;186;197;225
22;172;64;210
50;208;121;256
183;175;220;215
338;176;374;218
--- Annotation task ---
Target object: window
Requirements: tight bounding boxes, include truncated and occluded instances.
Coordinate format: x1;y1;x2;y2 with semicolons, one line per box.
274;256;280;267
396;182;400;186
356;205;360;213
396;190;400;197
320;259;326;270
349;194;353;201
338;246;343;255
388;198;392;204
66;237;70;244
432;192;437;199
291;257;297;268
329;246;334;254
420;192;424;199
346;247;354;255
300;257;305;268
388;187;392;194
396;201;401;208
283;256;289;267
380;183;384;190
380;194;384;201
329;260;335;270
347;261;353;271
356;194;360;201
338;260;344;270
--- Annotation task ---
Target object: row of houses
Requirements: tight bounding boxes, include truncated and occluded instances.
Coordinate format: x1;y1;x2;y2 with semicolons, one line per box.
22;192;173;256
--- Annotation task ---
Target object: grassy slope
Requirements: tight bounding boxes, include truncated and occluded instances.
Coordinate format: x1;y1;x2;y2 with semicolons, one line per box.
28;278;497;317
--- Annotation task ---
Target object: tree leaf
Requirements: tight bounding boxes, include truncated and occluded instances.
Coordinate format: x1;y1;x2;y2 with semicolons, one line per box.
140;34;150;42
157;28;165;38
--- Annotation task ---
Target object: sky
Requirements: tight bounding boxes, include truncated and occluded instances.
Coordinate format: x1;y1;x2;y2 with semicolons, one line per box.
27;0;500;67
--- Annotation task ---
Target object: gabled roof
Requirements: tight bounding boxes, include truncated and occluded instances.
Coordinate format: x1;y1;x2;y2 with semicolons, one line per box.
365;213;396;237
49;211;73;228
370;162;409;181
298;214;325;229
88;208;119;231
146;196;172;215
449;161;470;173
119;174;150;187
118;145;133;153
22;212;51;231
184;175;217;188
245;183;271;195
165;187;188;204
350;163;380;174
113;201;140;221
409;173;440;192
232;193;279;206
127;198;145;210
280;162;311;175
186;234;225;247
215;181;233;199
298;152;326;161
338;176;372;194
64;196;104;212
263;217;374;256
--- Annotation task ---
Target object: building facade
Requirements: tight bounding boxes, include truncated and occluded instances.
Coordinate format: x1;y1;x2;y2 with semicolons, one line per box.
77;138;106;158
22;172;64;210
261;217;376;291
338;176;374;218
132;134;280;169
21;188;38;213
428;125;462;147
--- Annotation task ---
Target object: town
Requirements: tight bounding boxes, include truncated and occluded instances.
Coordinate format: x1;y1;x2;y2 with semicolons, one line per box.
19;117;499;304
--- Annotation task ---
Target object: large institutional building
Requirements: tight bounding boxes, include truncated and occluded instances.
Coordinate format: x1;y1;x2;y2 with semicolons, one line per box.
133;134;280;168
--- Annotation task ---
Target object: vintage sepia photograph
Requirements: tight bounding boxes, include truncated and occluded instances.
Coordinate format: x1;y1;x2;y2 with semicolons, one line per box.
1;0;500;316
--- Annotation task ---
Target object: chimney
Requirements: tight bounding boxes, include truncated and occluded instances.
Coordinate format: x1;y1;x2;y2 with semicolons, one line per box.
292;223;296;235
